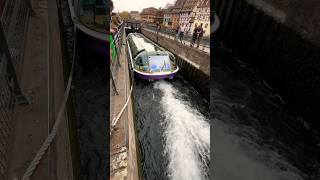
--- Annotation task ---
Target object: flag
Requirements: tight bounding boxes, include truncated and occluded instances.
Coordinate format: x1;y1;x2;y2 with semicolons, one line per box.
109;35;117;61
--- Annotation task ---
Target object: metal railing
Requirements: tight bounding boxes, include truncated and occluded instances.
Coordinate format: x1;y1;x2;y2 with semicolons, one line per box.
143;24;210;51
0;51;14;180
1;0;29;81
110;22;124;95
0;1;30;179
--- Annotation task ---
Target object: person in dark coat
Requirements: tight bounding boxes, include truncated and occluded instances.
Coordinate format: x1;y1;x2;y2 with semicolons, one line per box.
179;26;185;43
175;26;180;41
191;25;198;47
196;24;204;48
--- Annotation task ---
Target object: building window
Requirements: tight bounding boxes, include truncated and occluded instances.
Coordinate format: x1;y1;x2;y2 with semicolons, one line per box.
205;23;208;28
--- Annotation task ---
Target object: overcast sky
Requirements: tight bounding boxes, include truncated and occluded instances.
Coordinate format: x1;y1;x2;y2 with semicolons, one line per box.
113;0;176;12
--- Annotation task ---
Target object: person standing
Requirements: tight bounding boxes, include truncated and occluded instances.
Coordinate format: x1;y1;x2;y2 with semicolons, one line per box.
157;22;161;31
196;24;204;48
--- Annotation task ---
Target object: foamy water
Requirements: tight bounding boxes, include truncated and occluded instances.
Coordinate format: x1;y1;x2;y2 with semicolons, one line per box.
154;81;210;180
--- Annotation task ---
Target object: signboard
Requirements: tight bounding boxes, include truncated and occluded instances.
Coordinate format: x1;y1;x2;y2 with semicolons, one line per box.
148;55;171;72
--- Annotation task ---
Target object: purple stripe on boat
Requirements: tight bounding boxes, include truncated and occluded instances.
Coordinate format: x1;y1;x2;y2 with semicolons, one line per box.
134;71;178;81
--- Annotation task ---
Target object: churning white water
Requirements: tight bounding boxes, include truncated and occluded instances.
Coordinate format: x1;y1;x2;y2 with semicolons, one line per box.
154;81;210;180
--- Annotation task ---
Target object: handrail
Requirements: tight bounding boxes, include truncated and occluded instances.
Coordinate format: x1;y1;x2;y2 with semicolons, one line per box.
110;21;124;95
18;14;77;180
143;24;210;47
110;22;124;63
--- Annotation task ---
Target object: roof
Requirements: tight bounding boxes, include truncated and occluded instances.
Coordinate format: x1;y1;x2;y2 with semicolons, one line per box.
164;7;174;13
171;0;186;13
156;9;165;13
140;7;157;15
180;0;198;12
198;0;210;8
174;0;186;7
127;33;166;58
156;9;165;17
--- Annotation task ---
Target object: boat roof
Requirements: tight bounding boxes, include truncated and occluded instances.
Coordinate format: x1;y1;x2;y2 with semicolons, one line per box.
127;33;169;58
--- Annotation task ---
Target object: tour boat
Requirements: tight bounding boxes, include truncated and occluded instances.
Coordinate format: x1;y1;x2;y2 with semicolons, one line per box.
126;33;179;81
124;20;141;36
68;0;107;58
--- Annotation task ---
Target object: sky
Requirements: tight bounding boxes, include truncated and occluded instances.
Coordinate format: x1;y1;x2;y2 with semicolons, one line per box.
113;0;176;12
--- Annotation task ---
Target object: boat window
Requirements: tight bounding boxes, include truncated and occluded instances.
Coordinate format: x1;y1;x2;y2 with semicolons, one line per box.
135;56;148;66
135;56;149;71
148;55;171;72
136;57;143;66
133;49;145;58
79;0;107;33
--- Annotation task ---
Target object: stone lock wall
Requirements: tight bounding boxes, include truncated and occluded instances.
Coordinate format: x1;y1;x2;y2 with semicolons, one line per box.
216;0;320;130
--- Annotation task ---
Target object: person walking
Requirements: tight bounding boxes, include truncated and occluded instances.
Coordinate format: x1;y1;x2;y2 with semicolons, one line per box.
179;26;185;43
191;25;198;47
157;22;161;31
175;26;180;41
196;24;204;48
156;22;160;42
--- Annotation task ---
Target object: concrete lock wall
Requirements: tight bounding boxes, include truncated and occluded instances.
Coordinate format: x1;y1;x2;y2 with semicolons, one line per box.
141;29;210;101
216;0;320;130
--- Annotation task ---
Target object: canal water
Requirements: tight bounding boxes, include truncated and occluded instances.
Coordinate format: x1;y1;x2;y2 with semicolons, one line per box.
59;0;109;178
73;53;108;180
134;76;210;180
212;47;320;180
